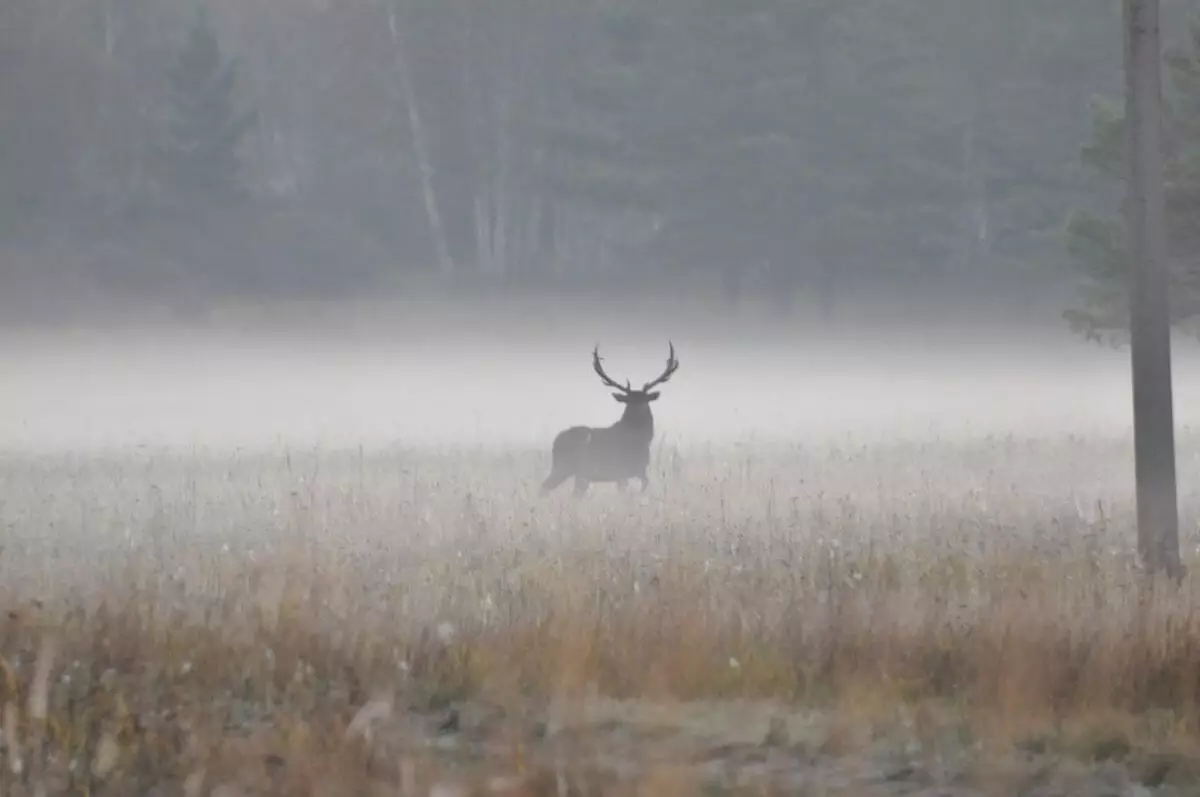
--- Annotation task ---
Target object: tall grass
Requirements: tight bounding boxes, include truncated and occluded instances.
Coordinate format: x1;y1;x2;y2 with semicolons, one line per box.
2;435;1200;794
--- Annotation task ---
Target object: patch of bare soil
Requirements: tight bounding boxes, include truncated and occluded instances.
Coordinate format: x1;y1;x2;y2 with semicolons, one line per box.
323;698;1196;796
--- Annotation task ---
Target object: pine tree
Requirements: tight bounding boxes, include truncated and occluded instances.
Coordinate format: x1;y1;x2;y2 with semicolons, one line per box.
534;5;664;224
535;0;965;310
156;6;256;208
1064;17;1200;342
535;1;833;292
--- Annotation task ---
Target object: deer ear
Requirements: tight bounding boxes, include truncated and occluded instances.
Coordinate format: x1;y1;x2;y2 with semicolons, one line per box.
612;393;630;402
646;391;661;401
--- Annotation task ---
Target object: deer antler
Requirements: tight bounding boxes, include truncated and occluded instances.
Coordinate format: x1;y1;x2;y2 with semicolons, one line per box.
642;341;679;391
593;345;632;393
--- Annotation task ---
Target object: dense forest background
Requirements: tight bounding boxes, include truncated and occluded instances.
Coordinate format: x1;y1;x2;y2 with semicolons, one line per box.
3;0;1199;326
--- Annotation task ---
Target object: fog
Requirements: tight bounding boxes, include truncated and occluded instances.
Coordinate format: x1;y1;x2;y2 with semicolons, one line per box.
3;0;1199;456
5;0;1192;337
4;313;1198;455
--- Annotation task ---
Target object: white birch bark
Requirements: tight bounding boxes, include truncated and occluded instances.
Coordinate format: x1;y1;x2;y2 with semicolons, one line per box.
490;84;513;278
474;195;492;276
387;2;455;276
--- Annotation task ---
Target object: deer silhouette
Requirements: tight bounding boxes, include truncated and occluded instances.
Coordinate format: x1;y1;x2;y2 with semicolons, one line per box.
541;342;680;496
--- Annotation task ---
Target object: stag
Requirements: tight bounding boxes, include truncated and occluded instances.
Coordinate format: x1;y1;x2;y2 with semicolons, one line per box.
541;342;680;496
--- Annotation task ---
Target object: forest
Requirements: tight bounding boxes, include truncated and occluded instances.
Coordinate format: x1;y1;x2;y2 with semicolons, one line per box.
3;0;1200;328
11;5;1200;794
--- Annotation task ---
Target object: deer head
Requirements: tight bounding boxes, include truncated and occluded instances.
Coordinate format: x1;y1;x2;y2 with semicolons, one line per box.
593;341;679;406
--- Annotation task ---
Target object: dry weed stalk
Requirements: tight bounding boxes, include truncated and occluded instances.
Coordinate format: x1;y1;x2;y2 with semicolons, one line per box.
0;440;1198;793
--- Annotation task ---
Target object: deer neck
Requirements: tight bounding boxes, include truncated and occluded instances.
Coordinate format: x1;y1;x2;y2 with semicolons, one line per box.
617;403;655;440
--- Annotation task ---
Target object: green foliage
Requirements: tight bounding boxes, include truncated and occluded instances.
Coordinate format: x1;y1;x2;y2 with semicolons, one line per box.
534;0;1121;305
0;0;1170;301
534;5;663;216
156;6;257;208
1080;96;1128;181
537;0;848;287
1065;14;1200;341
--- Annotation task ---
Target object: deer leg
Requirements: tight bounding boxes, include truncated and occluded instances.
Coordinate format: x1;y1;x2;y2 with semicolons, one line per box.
638;469;650;492
572;477;590;496
540;470;570;495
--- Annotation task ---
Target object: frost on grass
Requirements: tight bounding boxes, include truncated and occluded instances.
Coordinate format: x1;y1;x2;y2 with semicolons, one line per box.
0;435;1199;794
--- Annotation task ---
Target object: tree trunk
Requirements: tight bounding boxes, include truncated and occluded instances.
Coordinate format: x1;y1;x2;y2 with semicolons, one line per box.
960;115;990;272
540;200;557;275
493;193;508;278
474;195;492;276
721;262;742;308
387;2;455;276
817;260;837;324
1123;0;1184;581
103;0;117;56
524;197;543;277
490;85;512;278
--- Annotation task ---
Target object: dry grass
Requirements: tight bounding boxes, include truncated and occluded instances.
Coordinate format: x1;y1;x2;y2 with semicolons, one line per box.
2;434;1200;794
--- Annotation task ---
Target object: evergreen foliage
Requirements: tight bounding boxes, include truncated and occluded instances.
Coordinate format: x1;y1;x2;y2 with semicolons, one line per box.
156;6;257;208
1064;17;1200;342
4;0;1181;303
535;0;1118;308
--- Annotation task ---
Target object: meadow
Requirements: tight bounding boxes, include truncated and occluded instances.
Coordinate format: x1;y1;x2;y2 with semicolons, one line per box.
4;316;1200;795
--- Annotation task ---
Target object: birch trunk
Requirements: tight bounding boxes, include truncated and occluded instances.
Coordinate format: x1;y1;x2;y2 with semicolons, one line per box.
490;86;513;278
459;7;497;277
493;193;508;277
523;197;542;277
387;3;455;276
474;195;492;276
103;0;116;56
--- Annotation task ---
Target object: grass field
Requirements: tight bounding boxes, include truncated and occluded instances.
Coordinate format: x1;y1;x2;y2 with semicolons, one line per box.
3;431;1200;795
5;315;1200;794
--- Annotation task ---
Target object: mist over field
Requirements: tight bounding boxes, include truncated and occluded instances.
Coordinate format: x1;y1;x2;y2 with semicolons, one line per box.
3;312;1197;455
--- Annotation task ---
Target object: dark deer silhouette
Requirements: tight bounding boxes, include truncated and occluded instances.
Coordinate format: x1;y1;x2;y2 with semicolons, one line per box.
541;342;680;496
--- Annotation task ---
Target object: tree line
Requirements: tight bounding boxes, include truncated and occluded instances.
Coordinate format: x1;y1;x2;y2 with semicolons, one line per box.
1;0;1197;323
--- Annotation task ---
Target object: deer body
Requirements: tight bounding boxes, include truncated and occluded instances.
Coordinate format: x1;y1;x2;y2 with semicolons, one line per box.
541;344;678;496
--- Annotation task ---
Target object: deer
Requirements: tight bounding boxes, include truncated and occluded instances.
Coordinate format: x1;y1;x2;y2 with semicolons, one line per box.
541;342;680;496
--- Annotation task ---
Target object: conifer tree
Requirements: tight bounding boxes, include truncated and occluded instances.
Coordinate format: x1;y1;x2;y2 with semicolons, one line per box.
1065;17;1200;342
157;6;257;208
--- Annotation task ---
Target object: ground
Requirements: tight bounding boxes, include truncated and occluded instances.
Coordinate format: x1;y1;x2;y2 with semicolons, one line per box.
1;435;1199;795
